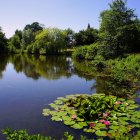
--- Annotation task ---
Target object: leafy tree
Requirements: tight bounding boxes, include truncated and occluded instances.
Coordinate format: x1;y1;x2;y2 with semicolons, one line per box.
24;22;44;32
75;25;98;46
22;22;44;50
65;28;75;48
31;28;67;54
8;30;23;52
99;0;140;58
0;27;7;53
21;29;35;50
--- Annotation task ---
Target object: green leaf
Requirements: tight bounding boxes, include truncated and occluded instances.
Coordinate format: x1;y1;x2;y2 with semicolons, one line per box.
71;124;83;129
64;120;75;126
51;116;62;121
83;128;96;133
95;130;107;136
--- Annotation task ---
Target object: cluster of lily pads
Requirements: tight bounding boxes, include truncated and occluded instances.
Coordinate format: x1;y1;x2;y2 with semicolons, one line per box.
43;94;140;137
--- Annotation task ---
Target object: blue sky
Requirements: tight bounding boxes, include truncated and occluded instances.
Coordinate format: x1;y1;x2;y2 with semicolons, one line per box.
1;0;140;38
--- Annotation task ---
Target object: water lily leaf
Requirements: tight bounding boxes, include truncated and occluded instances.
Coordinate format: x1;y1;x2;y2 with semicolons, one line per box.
130;117;140;123
49;103;58;108
117;126;128;133
83;128;95;133
57;97;67;101
116;113;126;117
76;117;84;122
110;125;119;130
54;100;63;105
62;116;71;121
127;100;135;104
57;111;67;116
95;123;106;129
132;112;140;118
127;105;138;110
71;124;83;129
42;109;50;116
117;98;125;101
118;120;129;125
95;130;107;136
51;116;62;121
108;130;116;136
78;122;87;127
119;117;129;121
64;120;75;126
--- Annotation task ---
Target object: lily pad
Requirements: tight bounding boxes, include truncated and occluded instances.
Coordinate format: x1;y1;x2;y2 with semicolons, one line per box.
110;125;120;130
83;128;96;133
95;130;107;136
64;120;75;126
71;124;83;129
51;116;62;121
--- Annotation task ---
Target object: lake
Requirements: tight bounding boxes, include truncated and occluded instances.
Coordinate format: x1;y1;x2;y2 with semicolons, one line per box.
0;54;97;139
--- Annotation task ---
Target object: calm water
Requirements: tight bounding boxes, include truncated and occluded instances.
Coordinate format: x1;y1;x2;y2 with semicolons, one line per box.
0;54;96;139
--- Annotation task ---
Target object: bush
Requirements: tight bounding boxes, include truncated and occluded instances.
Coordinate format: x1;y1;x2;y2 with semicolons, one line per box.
72;43;100;60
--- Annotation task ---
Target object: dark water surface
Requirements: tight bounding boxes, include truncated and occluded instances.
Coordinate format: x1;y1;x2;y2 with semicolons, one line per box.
0;55;97;139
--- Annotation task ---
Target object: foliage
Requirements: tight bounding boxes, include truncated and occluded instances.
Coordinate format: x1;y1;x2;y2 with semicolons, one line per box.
64;28;75;48
2;128;90;140
2;128;51;140
24;22;44;32
108;54;140;82
73;0;140;60
99;0;140;57
2;128;140;140
0;27;7;53
72;43;99;60
8;30;22;52
75;27;98;46
8;22;44;53
29;28;68;54
43;94;140;138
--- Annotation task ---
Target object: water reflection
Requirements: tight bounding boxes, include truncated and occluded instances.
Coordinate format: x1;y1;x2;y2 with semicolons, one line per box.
0;55;9;79
73;59;138;97
0;54;75;80
0;54;137;97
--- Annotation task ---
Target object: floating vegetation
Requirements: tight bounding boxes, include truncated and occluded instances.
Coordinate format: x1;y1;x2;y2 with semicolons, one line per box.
43;94;140;138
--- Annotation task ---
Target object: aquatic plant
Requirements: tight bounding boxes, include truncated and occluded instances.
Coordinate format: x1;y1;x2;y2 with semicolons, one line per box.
43;94;140;138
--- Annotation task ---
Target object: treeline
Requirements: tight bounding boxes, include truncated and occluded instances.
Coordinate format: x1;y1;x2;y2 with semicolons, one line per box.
1;0;140;57
0;22;98;55
73;0;140;60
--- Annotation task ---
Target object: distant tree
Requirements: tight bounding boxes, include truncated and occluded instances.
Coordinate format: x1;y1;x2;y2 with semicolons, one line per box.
75;27;98;46
22;22;44;50
0;27;7;53
21;29;35;50
24;22;44;32
65;28;75;48
32;28;67;54
9;30;22;51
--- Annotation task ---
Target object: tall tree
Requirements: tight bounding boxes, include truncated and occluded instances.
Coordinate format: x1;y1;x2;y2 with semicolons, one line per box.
99;0;140;57
22;22;44;49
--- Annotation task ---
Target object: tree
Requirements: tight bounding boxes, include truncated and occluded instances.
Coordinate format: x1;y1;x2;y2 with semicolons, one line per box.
24;22;44;32
65;28;75;48
0;27;7;53
75;26;98;46
9;30;22;51
32;28;68;54
99;0;140;58
22;22;44;50
22;29;35;50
